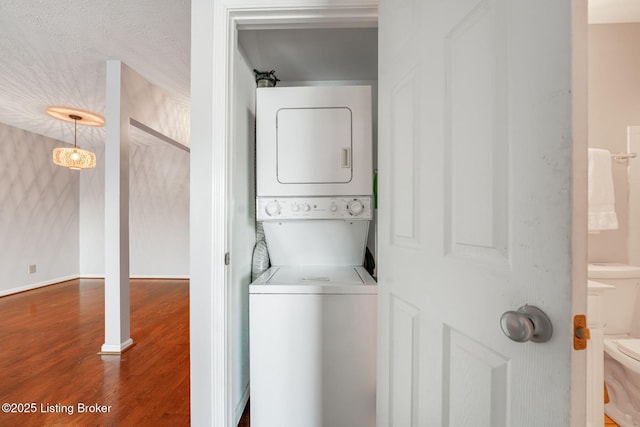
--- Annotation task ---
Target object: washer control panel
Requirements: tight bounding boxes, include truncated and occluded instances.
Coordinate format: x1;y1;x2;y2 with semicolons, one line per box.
257;196;372;220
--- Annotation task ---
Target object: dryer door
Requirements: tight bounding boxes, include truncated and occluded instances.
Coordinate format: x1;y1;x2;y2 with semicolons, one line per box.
277;107;352;184
256;85;372;197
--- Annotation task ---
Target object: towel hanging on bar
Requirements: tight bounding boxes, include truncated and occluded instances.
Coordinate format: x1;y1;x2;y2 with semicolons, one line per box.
588;148;619;232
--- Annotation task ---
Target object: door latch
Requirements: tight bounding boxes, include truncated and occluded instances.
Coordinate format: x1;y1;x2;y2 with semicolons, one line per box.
574;314;590;350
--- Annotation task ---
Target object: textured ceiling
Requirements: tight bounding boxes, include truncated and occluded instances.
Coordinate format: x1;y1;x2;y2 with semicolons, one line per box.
0;0;191;148
0;0;635;150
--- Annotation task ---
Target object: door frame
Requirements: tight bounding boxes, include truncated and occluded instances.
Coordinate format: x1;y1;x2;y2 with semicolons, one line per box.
189;0;587;425
570;0;589;425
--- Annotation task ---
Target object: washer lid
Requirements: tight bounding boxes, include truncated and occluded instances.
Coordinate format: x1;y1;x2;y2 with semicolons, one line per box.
268;266;363;284
250;266;377;294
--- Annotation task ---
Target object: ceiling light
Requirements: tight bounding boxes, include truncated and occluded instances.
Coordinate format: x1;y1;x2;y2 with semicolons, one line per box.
50;111;99;170
46;106;105;127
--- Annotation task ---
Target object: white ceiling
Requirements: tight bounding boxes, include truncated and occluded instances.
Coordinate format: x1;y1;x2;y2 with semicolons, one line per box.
0;1;636;150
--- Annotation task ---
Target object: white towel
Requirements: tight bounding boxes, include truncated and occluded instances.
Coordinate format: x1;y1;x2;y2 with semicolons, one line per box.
588;148;618;231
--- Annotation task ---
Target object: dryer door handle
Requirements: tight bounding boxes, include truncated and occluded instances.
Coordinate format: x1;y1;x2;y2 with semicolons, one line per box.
342;147;351;168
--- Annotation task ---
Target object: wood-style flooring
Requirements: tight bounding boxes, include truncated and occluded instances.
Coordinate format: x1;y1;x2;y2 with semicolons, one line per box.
605;414;620;426
0;278;190;426
238;400;250;426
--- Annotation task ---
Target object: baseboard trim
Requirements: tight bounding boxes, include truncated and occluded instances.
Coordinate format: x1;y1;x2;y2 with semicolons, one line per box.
79;273;104;278
79;274;190;280
99;339;135;355
0;274;80;297
1;274;191;298
234;383;250;426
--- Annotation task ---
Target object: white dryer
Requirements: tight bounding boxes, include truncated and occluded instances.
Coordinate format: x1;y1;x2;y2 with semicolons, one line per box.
256;85;372;197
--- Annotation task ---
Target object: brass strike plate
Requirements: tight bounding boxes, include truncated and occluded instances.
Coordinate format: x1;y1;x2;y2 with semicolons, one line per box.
574;314;590;350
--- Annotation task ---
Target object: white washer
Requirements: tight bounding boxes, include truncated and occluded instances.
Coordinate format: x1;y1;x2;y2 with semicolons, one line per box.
249;266;376;427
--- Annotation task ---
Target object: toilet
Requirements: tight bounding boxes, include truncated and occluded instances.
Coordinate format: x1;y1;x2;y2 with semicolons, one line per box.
589;263;640;426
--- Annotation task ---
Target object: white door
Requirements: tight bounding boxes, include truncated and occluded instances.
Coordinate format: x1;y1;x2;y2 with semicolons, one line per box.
377;0;578;425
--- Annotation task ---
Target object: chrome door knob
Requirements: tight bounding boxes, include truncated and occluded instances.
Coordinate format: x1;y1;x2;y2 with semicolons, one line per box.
500;305;553;343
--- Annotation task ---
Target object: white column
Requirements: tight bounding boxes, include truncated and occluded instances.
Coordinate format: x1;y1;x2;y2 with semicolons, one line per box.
102;60;133;353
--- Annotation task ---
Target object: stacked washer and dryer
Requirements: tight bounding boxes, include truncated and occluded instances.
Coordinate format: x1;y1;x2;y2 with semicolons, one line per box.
249;86;377;427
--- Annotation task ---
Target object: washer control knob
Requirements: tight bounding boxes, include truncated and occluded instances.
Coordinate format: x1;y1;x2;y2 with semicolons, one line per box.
330;203;338;212
348;199;365;216
265;201;281;217
291;203;300;212
301;203;311;212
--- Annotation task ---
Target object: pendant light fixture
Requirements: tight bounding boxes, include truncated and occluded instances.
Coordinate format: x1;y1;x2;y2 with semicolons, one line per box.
47;107;103;170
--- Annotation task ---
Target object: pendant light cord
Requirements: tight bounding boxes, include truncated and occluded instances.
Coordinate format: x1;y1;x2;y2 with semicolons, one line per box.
69;114;82;148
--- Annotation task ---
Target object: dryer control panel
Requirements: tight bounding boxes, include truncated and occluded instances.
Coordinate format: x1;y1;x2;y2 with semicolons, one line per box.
257;196;372;220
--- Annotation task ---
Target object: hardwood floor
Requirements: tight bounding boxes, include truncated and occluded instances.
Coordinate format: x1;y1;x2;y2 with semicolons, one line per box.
605;414;620;426
0;278;189;426
238;400;250;426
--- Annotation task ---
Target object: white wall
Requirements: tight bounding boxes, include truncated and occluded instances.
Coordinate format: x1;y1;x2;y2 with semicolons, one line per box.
130;140;190;277
0;123;79;295
79;144;105;276
230;49;256;422
78;140;190;278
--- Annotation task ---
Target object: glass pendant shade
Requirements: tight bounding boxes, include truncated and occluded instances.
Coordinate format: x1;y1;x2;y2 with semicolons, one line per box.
53;147;96;170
